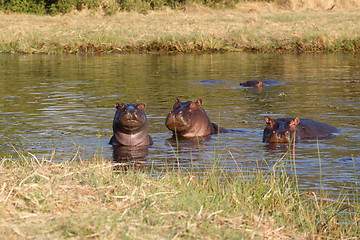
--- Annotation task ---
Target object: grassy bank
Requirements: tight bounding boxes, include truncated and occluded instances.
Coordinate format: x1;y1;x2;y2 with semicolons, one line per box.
2;0;359;15
1;2;360;54
0;152;359;239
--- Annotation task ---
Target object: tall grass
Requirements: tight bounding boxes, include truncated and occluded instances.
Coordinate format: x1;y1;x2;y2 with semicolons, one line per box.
1;3;359;54
0;146;359;239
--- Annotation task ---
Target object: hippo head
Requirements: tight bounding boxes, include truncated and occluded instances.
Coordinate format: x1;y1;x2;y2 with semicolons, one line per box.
240;80;263;88
165;98;213;138
113;103;148;132
262;116;300;143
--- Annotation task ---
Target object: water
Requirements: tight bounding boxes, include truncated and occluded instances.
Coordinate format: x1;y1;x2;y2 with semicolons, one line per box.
0;53;359;197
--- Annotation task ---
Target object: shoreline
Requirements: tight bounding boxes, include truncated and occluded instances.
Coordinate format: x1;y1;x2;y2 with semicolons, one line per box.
1;156;358;239
1;5;360;54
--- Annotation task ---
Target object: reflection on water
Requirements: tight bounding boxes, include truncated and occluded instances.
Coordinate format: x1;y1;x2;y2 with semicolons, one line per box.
0;53;359;197
112;145;149;163
112;145;149;172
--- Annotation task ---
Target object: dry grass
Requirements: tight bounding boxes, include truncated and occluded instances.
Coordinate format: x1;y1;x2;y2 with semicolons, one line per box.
0;157;294;239
0;1;360;53
277;0;360;11
0;151;359;239
240;0;360;12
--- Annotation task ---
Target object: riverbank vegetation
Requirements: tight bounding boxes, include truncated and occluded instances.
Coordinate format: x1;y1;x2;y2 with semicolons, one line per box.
0;151;359;239
1;0;359;15
0;0;360;54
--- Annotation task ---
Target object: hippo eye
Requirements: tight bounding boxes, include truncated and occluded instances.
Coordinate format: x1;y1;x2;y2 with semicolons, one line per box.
173;103;180;110
268;122;278;130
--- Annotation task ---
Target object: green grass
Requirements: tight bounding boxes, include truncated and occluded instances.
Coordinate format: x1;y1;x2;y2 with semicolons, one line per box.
0;145;359;239
0;3;360;54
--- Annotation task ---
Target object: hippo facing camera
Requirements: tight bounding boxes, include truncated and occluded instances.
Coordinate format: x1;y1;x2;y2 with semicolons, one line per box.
109;103;153;146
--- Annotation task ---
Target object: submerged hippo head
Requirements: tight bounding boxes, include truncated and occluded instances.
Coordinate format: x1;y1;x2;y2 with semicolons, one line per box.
240;80;263;88
263;116;339;143
165;98;221;138
262;117;300;143
110;103;152;146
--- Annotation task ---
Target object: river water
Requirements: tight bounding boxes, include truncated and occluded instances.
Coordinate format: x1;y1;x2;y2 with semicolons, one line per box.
0;53;359;197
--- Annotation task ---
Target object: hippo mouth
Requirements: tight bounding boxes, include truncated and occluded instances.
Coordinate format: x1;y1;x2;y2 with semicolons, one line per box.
120;118;144;128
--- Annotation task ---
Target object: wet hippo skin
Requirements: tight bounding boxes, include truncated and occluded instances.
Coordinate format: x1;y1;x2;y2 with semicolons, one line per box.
240;80;282;87
109;103;153;146
240;80;263;87
263;116;339;143
165;98;229;138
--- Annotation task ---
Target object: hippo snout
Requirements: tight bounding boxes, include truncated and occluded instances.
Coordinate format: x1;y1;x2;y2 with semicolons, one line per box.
118;111;145;128
265;130;291;143
165;111;189;132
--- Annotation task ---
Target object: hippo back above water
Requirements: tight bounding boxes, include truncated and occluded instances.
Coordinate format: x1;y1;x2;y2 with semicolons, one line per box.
165;98;229;138
263;117;339;143
110;103;153;146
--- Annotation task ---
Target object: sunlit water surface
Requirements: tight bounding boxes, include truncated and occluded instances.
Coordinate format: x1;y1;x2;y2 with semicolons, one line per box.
0;53;359;198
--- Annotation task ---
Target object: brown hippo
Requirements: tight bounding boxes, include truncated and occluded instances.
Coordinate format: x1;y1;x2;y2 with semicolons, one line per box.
263;116;339;143
165;98;229;138
240;80;263;88
240;80;282;88
109;103;153;146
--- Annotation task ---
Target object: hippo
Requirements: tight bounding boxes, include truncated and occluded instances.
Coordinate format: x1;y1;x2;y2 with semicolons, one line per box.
263;116;339;143
109;103;153;146
240;80;263;88
165;98;229;138
240;80;282;88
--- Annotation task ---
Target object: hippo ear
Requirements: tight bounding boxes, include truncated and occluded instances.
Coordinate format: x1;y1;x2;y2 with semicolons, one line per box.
175;98;180;103
137;103;146;110
173;101;180;110
265;116;275;130
265;116;272;124
293;117;300;125
196;98;203;106
116;103;125;109
289;117;300;126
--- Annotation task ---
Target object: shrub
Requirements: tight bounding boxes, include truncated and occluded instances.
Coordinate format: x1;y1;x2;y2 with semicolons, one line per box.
2;0;47;14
